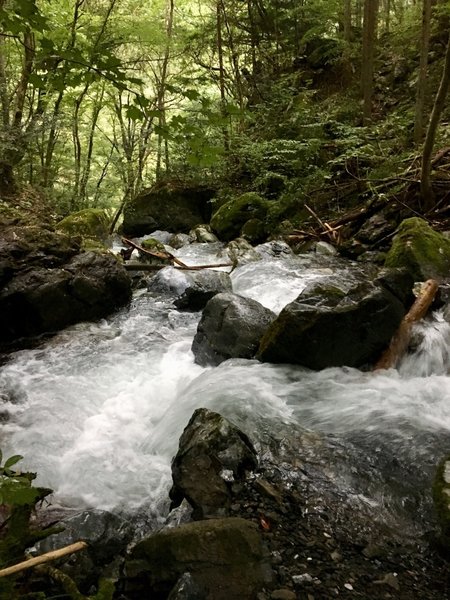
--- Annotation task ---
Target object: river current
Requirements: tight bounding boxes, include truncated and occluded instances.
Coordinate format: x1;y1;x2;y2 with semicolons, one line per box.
1;241;450;518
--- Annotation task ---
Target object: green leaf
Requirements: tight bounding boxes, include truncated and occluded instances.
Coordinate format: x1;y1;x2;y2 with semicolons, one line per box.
28;73;46;89
126;105;144;120
4;455;23;470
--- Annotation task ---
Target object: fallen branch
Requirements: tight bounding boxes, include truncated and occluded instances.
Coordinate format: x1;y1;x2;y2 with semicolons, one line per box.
121;237;190;268
124;261;232;272
374;279;439;370
0;541;88;578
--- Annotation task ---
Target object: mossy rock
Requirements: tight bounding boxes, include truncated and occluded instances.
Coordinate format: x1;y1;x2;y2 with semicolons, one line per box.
433;455;450;552
210;192;269;242
81;238;111;254
141;238;166;253
57;208;110;242
385;217;450;281
241;218;266;244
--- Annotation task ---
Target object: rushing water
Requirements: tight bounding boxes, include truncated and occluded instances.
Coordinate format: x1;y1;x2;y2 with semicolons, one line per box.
1;242;450;518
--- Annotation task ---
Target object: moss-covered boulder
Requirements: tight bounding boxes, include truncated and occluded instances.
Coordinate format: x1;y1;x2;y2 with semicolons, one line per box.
385;217;450;281
122;181;215;237
57;208;110;242
210;192;269;241
124;517;272;599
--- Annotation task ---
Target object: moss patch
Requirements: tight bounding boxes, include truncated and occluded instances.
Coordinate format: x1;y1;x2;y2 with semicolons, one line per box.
385;217;450;281
210;192;269;241
57;208;110;241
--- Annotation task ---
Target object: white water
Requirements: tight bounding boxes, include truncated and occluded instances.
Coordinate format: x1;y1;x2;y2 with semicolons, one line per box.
1;244;450;514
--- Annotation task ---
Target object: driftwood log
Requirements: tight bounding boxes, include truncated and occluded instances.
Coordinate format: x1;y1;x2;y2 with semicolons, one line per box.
374;279;439;370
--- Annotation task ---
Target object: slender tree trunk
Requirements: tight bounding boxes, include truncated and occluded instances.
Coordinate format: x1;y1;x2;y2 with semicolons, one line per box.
216;0;229;152
156;0;174;179
420;33;450;210
361;0;379;124
79;84;105;205
221;0;244;113
344;0;352;42
414;0;432;145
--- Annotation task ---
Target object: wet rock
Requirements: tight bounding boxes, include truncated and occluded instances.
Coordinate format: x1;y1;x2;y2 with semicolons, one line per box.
255;240;293;259
190;224;219;243
124;517;272;600
356;212;395;245
241;218;267;244
433;454;450;551
169;408;258;519
147;266;191;296
210;192;269;242
170;232;195;249
385;217;450;281
314;241;337;256
192;292;276;366
35;509;132;591
167;572;205;599
257;274;406;369
122;182;214;236
0;250;131;347
227;237;261;265
174;270;232;310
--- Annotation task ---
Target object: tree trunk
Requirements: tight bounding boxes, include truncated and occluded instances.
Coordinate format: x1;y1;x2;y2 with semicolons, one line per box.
216;0;229;152
361;0;379;124
156;0;174;179
414;0;432;145
344;0;352;42
420;32;450;211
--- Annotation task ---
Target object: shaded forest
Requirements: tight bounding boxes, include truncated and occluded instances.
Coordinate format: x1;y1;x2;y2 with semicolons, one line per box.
1;0;450;230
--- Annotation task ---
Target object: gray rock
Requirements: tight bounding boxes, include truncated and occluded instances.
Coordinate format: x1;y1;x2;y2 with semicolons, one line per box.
35;509;132;590
227;238;261;265
169;408;257;519
257;273;407;370
125;517;272;600
255;240;293;259
190;225;219;243
170;233;195;249
168;572;205;600
174;270;232;310
147;266;191;296
192;292;276;366
315;241;337;256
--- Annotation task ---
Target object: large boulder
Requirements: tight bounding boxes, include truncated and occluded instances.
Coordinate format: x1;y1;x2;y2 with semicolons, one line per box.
191;292;276;366
385;217;450;281
210;192;269;242
124;517;272;600
0;250;132;346
56;208;110;242
122;182;215;237
169;408;258;519
257;270;412;370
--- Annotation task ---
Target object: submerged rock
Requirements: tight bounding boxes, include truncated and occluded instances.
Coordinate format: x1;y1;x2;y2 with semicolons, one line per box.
227;237;261;265
125;517;272;600
122;182;214;236
169;408;258;519
385;217;450;281
257;271;409;370
191;292;276;366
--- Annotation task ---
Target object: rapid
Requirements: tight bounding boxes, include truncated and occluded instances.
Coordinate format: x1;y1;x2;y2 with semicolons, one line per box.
1;241;449;520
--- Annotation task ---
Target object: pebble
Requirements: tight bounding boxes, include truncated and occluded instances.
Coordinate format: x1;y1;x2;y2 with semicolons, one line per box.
270;590;296;600
344;583;354;590
292;573;313;584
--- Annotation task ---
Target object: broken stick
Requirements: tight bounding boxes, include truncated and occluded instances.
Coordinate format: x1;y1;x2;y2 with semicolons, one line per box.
0;541;88;578
374;279;439;370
